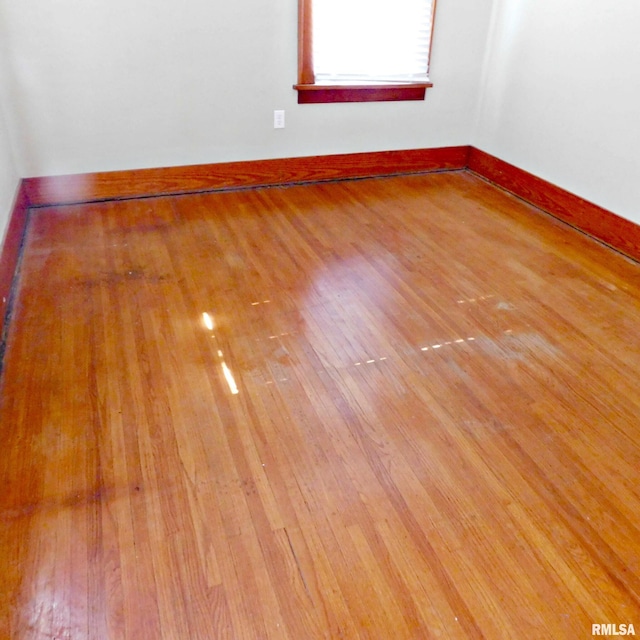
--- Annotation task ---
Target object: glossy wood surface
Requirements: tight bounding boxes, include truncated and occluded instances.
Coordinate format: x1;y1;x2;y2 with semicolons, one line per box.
2;172;640;638
23;147;468;207
21;146;640;264
468;146;640;262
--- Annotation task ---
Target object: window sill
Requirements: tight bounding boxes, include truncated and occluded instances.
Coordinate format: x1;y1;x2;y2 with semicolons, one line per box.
293;82;433;104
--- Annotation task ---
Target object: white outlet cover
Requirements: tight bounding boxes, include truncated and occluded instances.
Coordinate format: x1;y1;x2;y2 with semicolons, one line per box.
274;110;285;129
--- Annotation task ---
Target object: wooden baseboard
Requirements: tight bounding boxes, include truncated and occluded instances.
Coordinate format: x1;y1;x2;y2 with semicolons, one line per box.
0;182;29;342
6;145;639;327
467;146;640;262
23;146;470;207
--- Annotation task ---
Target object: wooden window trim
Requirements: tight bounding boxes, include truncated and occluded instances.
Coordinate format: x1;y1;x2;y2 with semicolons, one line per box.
295;0;437;104
293;83;433;104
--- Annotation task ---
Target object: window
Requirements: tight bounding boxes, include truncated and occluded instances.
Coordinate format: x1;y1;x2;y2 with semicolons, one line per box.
294;0;438;104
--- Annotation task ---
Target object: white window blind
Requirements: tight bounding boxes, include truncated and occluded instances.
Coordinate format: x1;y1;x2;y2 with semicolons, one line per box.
312;0;434;84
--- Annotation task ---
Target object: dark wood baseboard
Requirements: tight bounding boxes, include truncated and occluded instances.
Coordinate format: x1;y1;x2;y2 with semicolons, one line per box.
467;147;640;263
5;145;639;326
23;146;469;207
0;182;29;342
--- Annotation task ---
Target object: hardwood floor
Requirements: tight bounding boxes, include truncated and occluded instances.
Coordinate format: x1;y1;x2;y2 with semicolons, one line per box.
1;171;639;638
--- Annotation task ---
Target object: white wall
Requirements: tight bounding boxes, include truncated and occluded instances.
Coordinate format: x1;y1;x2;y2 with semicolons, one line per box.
0;18;19;240
0;0;493;178
2;0;639;227
0;101;18;241
474;0;640;224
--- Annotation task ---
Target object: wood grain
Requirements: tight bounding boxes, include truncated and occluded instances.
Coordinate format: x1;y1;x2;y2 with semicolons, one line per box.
468;146;640;262
2;172;640;638
20;147;640;266
22;147;469;207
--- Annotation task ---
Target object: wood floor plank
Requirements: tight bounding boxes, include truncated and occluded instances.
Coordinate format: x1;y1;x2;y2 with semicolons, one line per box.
1;171;640;638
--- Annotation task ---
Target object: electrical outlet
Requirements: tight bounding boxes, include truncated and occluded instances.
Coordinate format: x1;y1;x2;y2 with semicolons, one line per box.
274;110;285;129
